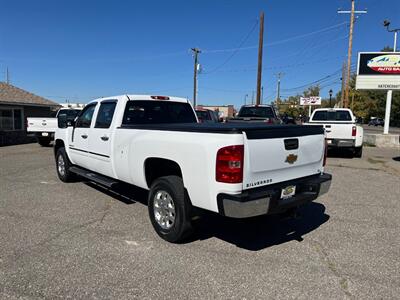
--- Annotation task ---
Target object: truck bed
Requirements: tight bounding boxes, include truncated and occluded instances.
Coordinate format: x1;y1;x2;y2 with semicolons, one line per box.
119;123;324;138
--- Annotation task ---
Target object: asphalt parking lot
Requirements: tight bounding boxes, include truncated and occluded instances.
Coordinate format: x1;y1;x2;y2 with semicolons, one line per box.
1;144;399;299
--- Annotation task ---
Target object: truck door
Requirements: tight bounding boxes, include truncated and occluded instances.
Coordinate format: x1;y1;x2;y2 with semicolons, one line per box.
69;103;97;168
87;100;117;177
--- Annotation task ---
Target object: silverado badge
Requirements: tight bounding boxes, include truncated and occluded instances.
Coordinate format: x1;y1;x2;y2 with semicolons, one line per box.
285;154;298;164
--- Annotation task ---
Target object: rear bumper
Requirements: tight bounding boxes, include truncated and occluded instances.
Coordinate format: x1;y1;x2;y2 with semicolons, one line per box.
29;132;55;139
217;173;332;218
327;138;355;148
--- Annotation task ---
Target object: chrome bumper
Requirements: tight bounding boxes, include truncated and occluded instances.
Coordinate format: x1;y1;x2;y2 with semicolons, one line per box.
217;173;332;218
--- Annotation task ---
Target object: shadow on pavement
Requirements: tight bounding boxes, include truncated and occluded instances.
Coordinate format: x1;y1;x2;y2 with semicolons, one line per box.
191;202;329;251
393;156;400;162
327;148;354;159
83;180;329;251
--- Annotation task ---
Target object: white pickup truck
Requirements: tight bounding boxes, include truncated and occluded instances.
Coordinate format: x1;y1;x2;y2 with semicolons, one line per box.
306;108;363;157
54;95;331;242
27;108;82;146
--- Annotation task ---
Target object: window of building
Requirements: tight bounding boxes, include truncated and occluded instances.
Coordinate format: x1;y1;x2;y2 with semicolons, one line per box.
0;108;23;131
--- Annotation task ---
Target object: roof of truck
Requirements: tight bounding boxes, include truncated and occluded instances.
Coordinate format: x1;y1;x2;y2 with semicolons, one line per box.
89;95;189;104
312;108;353;112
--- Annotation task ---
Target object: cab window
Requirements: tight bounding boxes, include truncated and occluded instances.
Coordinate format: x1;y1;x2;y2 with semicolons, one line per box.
75;104;96;128
95;101;117;128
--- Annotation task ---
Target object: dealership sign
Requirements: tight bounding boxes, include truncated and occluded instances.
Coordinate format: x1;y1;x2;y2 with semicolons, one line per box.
300;96;321;106
356;52;400;90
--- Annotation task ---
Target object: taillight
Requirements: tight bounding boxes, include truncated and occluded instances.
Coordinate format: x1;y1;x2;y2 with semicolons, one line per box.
352;126;357;137
323;139;328;166
216;145;244;183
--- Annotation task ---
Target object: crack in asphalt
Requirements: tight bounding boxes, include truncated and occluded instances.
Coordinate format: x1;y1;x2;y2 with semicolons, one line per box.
99;199;113;224
309;239;354;299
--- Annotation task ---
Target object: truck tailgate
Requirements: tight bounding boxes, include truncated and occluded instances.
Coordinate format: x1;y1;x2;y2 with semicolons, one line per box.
322;123;353;140
242;126;324;190
27;118;57;133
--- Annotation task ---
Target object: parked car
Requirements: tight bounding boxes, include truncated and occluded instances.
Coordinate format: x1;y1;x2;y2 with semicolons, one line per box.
54;95;331;243
228;104;281;124
368;118;384;126
195;108;219;123
27;107;83;146
306;108;363;158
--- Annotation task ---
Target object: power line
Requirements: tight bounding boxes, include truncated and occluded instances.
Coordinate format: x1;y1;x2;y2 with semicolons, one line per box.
202;20;258;74
202;21;348;54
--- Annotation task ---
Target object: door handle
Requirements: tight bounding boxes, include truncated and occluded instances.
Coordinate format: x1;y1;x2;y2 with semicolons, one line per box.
101;136;109;141
81;134;88;139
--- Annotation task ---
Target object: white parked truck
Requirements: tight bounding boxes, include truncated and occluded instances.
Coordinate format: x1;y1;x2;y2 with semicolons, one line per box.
27;107;82;146
306;108;363;157
54;95;331;242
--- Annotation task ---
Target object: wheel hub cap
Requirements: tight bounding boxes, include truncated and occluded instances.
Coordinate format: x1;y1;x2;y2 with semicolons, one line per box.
57;155;65;176
153;190;175;230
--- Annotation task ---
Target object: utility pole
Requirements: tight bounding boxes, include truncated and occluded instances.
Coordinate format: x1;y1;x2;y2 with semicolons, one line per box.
340;61;347;108
251;90;255;104
191;48;201;107
244;94;248;105
256;11;264;106
6;67;10;84
261;86;264;104
275;72;284;105
338;1;367;108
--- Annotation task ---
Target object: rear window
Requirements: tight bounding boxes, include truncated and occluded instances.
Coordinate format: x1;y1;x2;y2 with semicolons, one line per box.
312;110;352;121
238;106;275;118
57;109;81;120
122;101;197;125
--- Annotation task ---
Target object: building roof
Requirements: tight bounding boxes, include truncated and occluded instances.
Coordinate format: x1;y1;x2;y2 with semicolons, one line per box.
0;82;59;107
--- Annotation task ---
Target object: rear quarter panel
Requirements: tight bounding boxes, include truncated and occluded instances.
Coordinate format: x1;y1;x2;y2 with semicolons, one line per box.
113;129;244;213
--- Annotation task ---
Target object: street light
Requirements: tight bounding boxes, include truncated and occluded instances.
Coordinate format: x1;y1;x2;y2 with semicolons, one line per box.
329;89;333;108
383;19;399;51
382;20;399;135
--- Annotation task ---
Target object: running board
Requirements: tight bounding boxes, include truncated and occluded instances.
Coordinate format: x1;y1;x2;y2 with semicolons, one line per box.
69;166;118;188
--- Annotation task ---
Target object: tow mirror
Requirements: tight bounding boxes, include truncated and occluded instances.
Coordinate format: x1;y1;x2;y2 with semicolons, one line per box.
58;114;67;128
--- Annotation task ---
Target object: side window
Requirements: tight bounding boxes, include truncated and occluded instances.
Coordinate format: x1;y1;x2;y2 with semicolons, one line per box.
95;102;117;128
75;104;96;128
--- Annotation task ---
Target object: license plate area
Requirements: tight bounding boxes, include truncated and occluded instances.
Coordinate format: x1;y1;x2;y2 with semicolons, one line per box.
281;185;296;199
42;132;49;136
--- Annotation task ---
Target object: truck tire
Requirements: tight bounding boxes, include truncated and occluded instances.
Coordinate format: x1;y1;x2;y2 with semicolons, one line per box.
37;137;51;147
56;147;76;182
354;146;363;158
148;176;193;243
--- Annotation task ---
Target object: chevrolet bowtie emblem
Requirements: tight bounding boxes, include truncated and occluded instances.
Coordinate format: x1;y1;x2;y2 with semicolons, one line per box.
285;154;298;164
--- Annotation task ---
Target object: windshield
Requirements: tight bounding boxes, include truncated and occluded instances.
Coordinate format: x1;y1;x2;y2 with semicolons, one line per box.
312;110;352;121
238;106;275;118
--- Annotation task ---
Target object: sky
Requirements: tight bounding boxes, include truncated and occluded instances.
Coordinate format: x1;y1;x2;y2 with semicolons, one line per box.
0;0;399;108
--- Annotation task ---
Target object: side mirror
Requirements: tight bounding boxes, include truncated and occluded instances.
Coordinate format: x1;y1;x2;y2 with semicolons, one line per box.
58;114;67;128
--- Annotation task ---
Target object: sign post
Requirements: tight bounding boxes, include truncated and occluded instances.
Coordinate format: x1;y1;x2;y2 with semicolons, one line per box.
300;96;322;117
355;52;400;134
